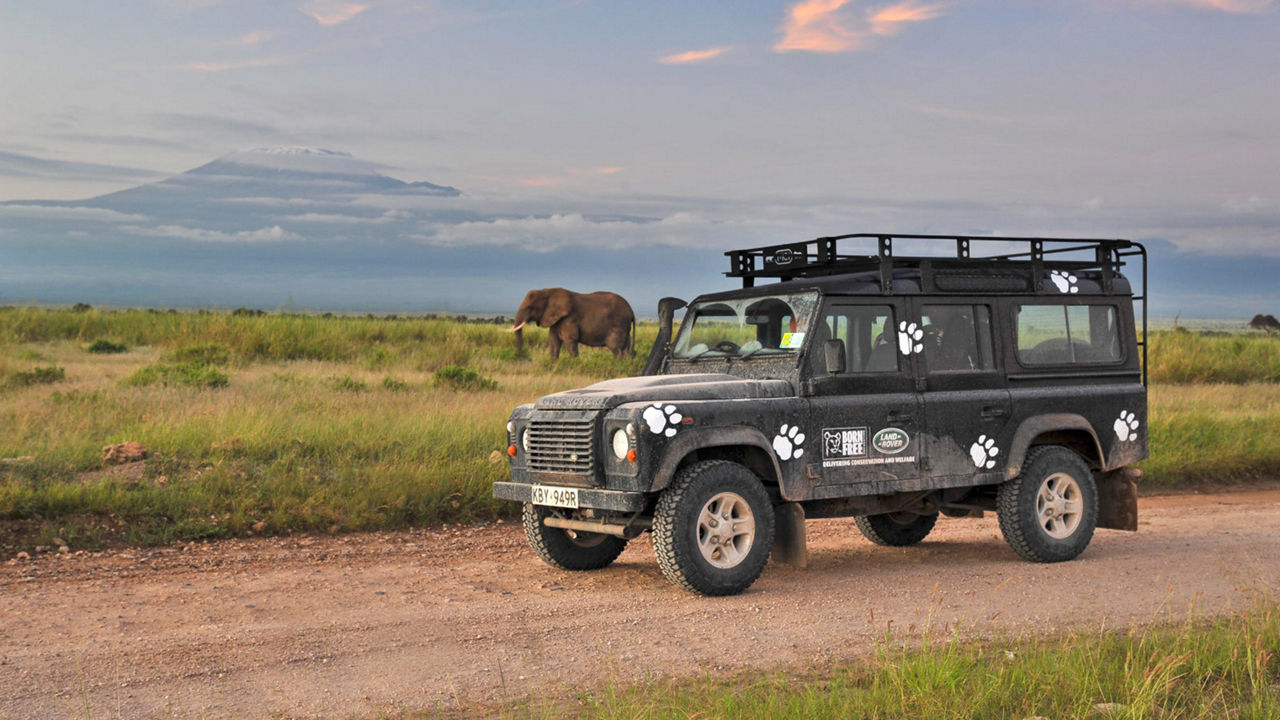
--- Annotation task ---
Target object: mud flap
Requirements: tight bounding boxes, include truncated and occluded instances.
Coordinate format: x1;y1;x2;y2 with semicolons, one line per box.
1095;467;1140;531
772;502;809;568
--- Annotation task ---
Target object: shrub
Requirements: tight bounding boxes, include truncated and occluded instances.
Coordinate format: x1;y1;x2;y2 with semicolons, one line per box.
332;375;368;392
381;376;411;392
71;302;92;313
167;343;232;366
87;339;128;354
433;365;498;392
126;362;229;389
8;365;66;387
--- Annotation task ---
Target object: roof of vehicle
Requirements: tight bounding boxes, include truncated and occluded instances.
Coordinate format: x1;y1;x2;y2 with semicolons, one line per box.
722;232;1144;297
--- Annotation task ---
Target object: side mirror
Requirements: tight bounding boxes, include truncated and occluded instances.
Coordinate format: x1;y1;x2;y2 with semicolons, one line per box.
824;339;846;375
642;297;688;376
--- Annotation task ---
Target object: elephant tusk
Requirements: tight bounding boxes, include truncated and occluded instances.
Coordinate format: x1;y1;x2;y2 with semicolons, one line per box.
507;321;527;333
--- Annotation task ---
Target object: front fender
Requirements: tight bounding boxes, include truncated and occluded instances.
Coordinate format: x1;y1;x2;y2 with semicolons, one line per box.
649;426;782;493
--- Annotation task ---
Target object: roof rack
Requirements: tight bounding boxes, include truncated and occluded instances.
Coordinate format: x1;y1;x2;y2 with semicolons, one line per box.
725;233;1148;384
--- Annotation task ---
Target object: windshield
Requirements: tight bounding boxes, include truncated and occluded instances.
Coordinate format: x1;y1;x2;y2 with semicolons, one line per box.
671;292;819;360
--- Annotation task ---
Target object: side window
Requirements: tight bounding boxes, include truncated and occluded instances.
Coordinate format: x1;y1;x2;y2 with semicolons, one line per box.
1017;304;1121;365
921;305;995;372
820;305;897;373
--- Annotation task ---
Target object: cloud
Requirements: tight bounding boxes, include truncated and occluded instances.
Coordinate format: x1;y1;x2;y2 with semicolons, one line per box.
657;46;732;65
775;0;859;53
774;0;945;53
0;151;164;182
1144;0;1274;13
233;30;275;46
184;56;289;72
567;167;625;176
0;205;150;223
867;2;946;36
420;213;717;251
300;1;369;25
275;210;411;224
149;113;292;143
132;224;302;243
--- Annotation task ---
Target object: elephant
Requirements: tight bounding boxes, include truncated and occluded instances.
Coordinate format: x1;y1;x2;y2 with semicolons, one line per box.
508;288;635;359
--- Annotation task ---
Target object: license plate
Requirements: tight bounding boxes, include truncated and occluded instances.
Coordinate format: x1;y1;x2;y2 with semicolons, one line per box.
530;485;579;509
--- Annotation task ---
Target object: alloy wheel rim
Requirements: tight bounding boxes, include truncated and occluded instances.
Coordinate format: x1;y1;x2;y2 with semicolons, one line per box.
1036;472;1083;539
696;492;755;569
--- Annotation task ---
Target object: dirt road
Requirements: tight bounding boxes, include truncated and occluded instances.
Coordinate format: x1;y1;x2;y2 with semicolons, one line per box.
2;489;1277;719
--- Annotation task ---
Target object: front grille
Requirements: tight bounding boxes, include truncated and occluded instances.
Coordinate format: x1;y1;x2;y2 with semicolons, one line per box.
527;418;595;475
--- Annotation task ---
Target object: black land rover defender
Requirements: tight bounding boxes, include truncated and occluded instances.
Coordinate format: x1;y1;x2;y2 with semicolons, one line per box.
496;234;1148;596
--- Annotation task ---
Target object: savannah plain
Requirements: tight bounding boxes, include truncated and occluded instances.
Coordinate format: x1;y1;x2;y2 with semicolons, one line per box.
2;307;1279;719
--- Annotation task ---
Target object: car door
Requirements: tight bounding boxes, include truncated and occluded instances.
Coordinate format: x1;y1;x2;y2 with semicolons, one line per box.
910;300;1013;480
804;300;924;495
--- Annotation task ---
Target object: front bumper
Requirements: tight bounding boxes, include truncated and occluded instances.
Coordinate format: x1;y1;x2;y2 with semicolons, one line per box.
493;482;648;513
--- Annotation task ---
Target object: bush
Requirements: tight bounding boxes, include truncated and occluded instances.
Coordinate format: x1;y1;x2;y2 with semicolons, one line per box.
126;362;229;389
381;376;411;392
70;302;92;313
167;343;232;366
331;375;368;392
87;339;128;354
433;365;498;391
8;365;66;387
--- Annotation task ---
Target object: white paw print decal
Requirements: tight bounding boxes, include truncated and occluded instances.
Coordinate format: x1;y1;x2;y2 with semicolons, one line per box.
1114;411;1140;443
1049;270;1079;294
772;424;806;461
642;403;682;437
969;435;999;469
897;321;924;356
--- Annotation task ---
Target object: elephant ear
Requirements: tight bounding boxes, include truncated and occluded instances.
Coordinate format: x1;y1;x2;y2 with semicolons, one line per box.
541;290;572;328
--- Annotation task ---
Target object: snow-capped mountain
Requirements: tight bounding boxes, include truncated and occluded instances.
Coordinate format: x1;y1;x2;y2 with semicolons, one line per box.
0;147;722;312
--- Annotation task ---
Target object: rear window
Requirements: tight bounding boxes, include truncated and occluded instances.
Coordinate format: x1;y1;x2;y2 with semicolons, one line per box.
1017;304;1122;365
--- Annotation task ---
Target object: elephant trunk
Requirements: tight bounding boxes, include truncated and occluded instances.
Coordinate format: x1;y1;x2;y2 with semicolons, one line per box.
508;319;527;352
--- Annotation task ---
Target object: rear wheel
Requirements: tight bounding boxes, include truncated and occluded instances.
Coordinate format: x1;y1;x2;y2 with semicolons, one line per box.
653;460;775;596
522;504;627;571
855;512;938;546
997;446;1098;562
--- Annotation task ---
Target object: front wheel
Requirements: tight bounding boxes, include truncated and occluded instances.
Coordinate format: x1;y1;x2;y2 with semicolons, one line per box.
855;512;938;546
653;460;775;596
522;504;627;571
997;446;1098;563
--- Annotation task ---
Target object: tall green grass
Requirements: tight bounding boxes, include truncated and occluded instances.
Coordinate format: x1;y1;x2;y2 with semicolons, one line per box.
1;308;1279;552
505;601;1279;720
1149;330;1280;384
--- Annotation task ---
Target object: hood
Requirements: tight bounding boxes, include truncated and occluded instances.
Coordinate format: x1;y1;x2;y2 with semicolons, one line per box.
535;373;794;411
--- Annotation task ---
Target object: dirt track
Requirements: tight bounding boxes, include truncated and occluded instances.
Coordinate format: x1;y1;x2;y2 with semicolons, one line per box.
2;489;1277;719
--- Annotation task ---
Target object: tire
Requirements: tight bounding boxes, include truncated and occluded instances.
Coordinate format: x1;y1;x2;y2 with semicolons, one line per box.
855;512;938;546
521;503;627;571
653;460;775;596
997;445;1098;563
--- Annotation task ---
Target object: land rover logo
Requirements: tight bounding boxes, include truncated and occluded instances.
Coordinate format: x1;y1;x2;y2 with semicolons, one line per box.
773;248;795;265
872;428;909;455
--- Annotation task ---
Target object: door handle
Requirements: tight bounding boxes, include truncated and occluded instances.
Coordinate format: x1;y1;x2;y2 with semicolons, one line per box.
981;406;1008;418
886;411;914;424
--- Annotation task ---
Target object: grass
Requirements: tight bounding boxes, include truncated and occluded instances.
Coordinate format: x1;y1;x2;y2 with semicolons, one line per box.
0;307;1278;553
498;600;1280;720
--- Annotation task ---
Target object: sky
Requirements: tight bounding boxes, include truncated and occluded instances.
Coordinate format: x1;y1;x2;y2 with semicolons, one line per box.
2;0;1279;316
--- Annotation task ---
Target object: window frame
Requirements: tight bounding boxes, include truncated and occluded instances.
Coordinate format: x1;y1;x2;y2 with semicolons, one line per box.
1013;301;1126;368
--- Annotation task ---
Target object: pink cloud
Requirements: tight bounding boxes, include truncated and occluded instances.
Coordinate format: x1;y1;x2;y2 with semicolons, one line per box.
775;0;859;53
657;46;732;65
775;0;945;53
299;1;369;26
567;167;625;176
868;2;946;36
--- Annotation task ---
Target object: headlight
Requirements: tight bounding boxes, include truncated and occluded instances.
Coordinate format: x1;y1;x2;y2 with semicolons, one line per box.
506;421;515;438
521;427;531;453
611;428;630;459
